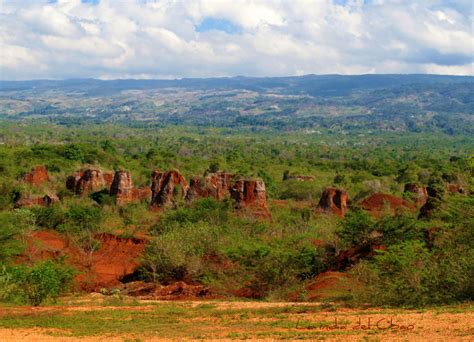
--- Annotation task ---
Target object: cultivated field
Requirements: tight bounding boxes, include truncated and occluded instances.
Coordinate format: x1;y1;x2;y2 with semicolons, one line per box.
0;296;472;341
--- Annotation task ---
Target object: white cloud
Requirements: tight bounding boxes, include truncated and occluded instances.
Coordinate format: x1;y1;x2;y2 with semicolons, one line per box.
0;0;472;80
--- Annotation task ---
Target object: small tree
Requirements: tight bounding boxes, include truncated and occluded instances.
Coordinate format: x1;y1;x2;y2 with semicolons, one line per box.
59;205;103;267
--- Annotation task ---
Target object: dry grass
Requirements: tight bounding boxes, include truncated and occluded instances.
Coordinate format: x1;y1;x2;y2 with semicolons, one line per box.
0;296;472;341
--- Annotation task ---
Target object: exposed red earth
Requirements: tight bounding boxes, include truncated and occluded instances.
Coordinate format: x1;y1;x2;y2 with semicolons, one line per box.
23;165;49;186
360;192;416;216
20;230;147;291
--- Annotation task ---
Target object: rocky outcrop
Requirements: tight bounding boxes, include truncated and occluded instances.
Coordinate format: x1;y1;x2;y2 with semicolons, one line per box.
109;171;134;206
150;170;189;210
230;178;271;220
23;165;49;186
419;186;443;218
360;193;416;215
316;187;348;217
186;172;235;201
404;183;429;206
107;171;152;206
336;244;386;270
15;193;59;208
66;168;114;195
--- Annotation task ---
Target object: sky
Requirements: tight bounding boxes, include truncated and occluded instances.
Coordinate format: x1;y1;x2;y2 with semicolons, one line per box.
0;0;473;80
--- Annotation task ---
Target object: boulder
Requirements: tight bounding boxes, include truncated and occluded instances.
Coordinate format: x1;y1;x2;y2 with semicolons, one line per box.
150;170;189;209
404;183;429;206
66;168;114;195
230;178;271;220
186;172;235;201
316;187;348;217
23;165;49;186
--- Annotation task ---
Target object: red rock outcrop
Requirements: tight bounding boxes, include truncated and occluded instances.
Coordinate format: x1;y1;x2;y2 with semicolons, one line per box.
186;172;235;201
336;244;386;270
109;171;152;206
360;193;416;216
66;168;114;195
404;183;429;206
15;193;59;208
230;178;271;220
23;165;49;186
316;187;348;217
150;170;189;210
109;171;134;205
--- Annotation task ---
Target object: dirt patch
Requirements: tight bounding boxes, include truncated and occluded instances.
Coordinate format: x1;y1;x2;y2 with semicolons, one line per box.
360;192;416;216
292;271;364;301
20;230;147;291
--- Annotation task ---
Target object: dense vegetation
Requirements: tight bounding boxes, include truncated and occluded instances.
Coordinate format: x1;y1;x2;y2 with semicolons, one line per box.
0;75;472;307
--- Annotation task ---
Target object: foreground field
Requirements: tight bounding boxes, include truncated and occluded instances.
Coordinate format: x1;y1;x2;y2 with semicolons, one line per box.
0;296;472;341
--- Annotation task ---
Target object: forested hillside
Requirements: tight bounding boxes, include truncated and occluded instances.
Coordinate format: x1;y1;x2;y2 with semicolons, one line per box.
1;75;473;134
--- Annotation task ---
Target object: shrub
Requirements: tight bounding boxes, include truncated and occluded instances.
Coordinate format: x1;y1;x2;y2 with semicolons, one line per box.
224;238;328;297
141;222;221;282
0;209;35;261
0;260;74;306
351;240;472;307
31;205;65;229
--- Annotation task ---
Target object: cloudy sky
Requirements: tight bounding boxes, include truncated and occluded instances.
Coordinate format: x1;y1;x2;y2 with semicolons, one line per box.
0;0;473;80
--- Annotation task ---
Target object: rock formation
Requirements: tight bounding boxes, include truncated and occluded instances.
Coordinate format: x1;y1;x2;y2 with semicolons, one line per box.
404;183;429;206
66;168;114;195
109;171;134;206
186;172;235;201
23;165;49;186
15;193;59;208
230;178;271;220
419;186;443;218
316;187;348;217
107;171;152;206
150;170;189;209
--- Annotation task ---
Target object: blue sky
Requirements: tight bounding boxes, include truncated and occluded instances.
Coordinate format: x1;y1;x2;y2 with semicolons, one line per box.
0;0;472;80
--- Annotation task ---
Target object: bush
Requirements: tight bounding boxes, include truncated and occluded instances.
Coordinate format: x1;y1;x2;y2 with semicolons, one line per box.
59;205;103;234
141;222;221;282
224;238;327;297
351;240;472;307
0;209;34;261
0;260;74;306
31;205;65;229
337;210;424;248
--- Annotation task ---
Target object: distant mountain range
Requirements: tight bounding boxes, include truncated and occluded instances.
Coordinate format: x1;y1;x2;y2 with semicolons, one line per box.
1;74;472;97
1;75;473;135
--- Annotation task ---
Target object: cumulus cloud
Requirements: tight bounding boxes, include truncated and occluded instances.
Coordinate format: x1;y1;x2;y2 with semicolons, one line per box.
0;0;472;80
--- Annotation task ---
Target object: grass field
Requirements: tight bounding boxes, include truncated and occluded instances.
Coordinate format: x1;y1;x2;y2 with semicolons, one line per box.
0;295;472;341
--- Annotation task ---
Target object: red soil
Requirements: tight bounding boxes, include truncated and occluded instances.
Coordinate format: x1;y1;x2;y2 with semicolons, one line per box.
22;230;147;291
360;192;416;216
292;271;361;301
23;165;49;186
